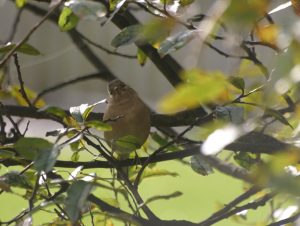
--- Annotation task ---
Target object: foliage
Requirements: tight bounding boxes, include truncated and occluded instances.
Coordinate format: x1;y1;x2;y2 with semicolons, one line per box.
1;0;300;225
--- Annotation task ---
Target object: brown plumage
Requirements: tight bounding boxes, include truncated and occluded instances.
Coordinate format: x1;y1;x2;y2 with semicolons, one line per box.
103;80;150;174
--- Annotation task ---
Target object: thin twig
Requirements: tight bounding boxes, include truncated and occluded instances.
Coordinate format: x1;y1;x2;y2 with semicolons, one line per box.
76;31;137;59
13;54;33;107
7;8;24;42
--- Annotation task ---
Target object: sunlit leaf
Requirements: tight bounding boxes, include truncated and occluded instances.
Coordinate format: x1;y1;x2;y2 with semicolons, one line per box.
255;24;279;46
58;7;79;31
85;120;112;131
65;180;93;223
64;0;107;20
158;69;228;114
0;43;41;56
10;85;45;108
111;25;143;48
14;137;53;160
15;0;26;8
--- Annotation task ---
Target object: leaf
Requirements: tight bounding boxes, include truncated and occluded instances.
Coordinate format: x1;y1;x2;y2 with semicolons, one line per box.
34;145;60;173
265;108;293;129
69;103;88;123
14;137;53;160
255;24;279;45
58;7;79;31
116;135;141;151
229;76;245;91
0;148;15;159
190;154;214;176
109;0;126;11
111;25;143;48
158;69;227;114
10;85;45;108
150;132;180;151
40;106;67;119
179;0;194;6
158;30;197;57
65;180;93;223
85;120;112;131
0;43;41;56
64;0;107;20
0;171;32;190
137;48;147;66
15;0;27;8
233;152;257;170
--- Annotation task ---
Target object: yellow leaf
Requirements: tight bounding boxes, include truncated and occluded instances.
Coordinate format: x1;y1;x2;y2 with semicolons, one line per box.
9;85;45;108
158;69;227;114
255;24;279;46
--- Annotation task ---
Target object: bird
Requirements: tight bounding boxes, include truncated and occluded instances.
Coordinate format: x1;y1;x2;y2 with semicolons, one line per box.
103;79;150;178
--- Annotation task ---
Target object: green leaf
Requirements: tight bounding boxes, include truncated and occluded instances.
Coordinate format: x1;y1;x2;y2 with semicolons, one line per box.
158;69;227;114
58;7;79;31
116;135;141;151
137;48;147;66
71;151;80;162
65;180;93;223
0;171;32;190
179;0;195;6
0;43;41;55
265;108;293;129
85;120;112;131
14;137;53;160
229;76;245;91
234;152;257;170
109;0;126;11
111;25;143;48
0;148;15;159
40;106;67;119
34;145;60;172
15;0;27;8
158;30;196;57
69;103;90;123
65;0;106;20
190;155;214;176
150;132;180;151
